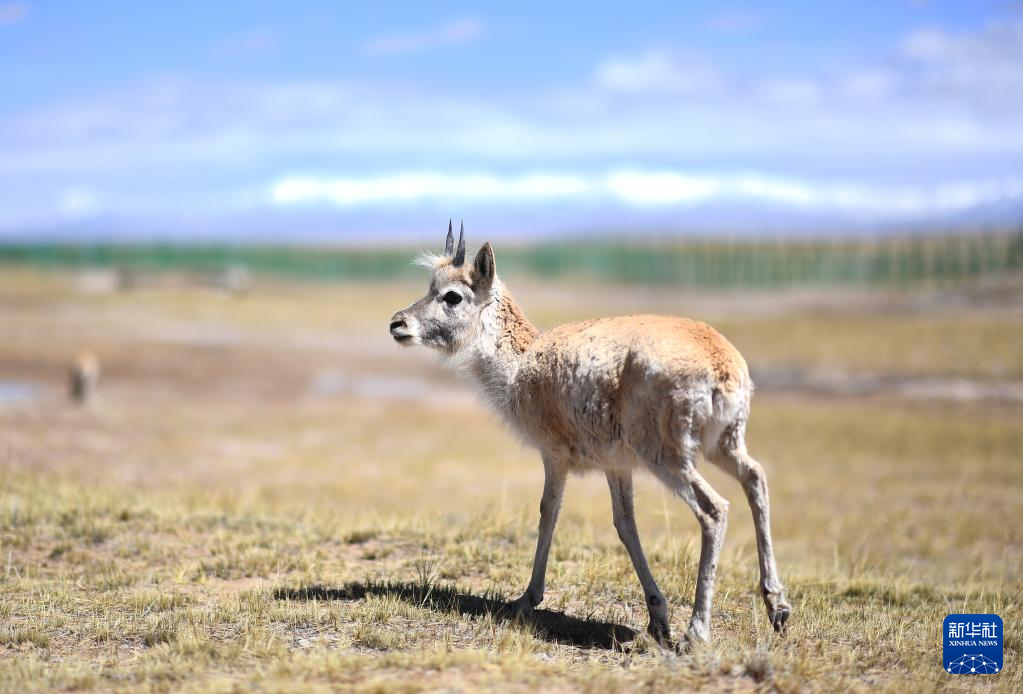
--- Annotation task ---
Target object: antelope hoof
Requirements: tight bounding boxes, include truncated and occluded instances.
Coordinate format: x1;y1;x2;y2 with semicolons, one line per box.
647;618;672;646
684;624;710;647
770;604;791;633
508;595;536;620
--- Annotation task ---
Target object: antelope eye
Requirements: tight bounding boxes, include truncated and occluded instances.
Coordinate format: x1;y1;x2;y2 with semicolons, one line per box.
442;291;463;306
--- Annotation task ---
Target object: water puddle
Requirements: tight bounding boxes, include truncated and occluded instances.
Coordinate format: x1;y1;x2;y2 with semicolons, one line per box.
309;371;470;406
0;380;43;405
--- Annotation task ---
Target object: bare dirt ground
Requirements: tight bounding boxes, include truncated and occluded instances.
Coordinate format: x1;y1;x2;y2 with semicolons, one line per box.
1;268;1021;692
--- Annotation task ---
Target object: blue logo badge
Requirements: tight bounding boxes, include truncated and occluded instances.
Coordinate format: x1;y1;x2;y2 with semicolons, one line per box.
944;614;1002;675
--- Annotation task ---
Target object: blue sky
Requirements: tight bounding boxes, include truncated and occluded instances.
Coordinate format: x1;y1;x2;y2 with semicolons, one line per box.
1;1;1021;240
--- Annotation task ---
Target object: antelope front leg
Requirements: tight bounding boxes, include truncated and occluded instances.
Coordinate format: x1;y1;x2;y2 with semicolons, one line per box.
510;459;567;618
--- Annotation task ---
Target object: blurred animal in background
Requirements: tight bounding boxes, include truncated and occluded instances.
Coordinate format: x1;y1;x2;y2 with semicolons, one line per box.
210;264;251;295
69;351;101;405
390;222;790;648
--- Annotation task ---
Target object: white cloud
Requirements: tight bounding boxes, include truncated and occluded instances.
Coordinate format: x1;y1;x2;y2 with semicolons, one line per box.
603;171;720;205
2;61;1021;191
898;19;1023;110
362;18;482;57
606;172;1023;215
268;169;1023;217
271;173;591;206
2;17;1022;231
593;50;724;95
0;2;27;26
730;175;817;207
593;18;1023;114
57;186;102;219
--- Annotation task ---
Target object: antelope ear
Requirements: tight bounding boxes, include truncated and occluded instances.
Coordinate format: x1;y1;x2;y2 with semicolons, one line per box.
472;242;495;289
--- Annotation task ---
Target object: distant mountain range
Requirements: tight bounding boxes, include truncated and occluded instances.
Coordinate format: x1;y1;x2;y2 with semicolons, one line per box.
2;194;1021;244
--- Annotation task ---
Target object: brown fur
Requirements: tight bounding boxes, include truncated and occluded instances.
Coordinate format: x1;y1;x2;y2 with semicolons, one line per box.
496;294;539;355
507;313;748;466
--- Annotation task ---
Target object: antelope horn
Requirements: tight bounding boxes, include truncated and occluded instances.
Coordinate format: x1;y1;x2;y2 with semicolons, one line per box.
453;221;466;266
444;219;454;256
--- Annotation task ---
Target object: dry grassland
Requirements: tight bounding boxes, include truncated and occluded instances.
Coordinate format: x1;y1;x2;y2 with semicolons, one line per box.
1;270;1021;692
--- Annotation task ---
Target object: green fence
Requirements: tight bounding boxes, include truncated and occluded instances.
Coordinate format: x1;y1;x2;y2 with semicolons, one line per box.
1;230;1021;289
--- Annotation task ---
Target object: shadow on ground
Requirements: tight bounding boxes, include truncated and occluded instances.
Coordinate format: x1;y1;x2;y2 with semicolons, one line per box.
274;581;639;650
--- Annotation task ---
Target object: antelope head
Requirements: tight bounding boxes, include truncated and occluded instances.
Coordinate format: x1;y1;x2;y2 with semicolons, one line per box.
389;221;497;354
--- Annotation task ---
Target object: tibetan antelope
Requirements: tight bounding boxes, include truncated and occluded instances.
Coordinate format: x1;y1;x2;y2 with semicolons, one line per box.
389;223;790;646
69;351;100;405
